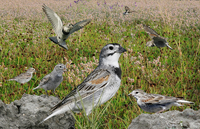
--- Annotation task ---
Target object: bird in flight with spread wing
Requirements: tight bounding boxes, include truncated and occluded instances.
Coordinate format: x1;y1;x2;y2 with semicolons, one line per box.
42;4;91;50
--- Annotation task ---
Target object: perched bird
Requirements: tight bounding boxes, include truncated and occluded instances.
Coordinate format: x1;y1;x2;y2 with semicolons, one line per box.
123;6;136;15
8;68;35;84
42;4;91;50
33;64;66;96
143;24;173;49
128;89;194;113
39;43;126;124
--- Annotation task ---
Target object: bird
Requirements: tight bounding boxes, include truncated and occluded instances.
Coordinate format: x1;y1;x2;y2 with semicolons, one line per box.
42;4;91;50
8;68;35;84
146;40;155;47
33;64;66;96
123;6;136;15
39;43;127;124
128;89;194;113
143;24;173;49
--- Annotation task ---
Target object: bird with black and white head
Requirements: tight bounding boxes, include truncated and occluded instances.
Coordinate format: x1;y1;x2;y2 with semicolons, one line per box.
38;43;126;124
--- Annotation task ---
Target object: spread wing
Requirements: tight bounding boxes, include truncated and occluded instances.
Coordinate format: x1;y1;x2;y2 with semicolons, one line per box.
125;6;131;12
142;94;177;105
69;19;91;34
51;68;111;112
143;25;160;39
38;74;52;86
42;4;63;38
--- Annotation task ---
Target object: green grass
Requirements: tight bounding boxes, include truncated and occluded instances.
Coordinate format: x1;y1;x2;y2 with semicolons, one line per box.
0;0;200;128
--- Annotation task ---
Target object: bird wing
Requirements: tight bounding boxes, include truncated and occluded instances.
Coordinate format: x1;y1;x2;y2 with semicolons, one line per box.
143;94;177;105
12;72;32;80
51;68;111;112
42;4;63;38
69;19;91;34
38;74;52;86
125;6;131;12
143;25;160;39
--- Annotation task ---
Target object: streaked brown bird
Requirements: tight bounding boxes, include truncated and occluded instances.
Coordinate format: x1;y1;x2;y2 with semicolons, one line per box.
128;89;194;113
8;68;35;84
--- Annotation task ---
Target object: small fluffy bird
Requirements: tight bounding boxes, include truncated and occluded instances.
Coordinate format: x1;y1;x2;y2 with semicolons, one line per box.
128;89;194;113
42;4;91;50
33;64;66;96
143;24;173;49
39;43;126;124
8;68;35;84
123;6;136;15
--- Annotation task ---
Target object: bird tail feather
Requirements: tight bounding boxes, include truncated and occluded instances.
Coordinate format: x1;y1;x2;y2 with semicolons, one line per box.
177;100;194;104
38;105;71;125
8;79;15;81
49;37;58;44
33;86;40;90
166;44;173;50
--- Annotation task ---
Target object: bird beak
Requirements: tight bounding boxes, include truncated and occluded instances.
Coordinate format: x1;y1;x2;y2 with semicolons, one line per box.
128;93;131;96
64;68;67;72
118;46;127;53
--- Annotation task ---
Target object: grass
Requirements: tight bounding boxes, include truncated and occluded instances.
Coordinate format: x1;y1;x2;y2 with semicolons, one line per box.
0;0;200;128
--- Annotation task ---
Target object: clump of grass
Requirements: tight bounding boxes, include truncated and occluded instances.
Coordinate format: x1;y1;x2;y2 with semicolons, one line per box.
0;0;200;128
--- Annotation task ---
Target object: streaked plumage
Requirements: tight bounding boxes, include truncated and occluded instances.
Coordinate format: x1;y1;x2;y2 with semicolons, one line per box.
33;64;66;96
42;4;91;49
143;24;173;49
39;43;126;124
8;68;35;84
128;89;194;113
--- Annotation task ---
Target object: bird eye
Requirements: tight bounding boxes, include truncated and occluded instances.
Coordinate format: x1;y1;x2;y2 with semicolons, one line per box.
135;92;138;94
60;66;62;68
109;46;114;50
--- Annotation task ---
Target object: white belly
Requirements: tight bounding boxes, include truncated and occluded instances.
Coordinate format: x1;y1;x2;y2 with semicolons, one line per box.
100;75;121;105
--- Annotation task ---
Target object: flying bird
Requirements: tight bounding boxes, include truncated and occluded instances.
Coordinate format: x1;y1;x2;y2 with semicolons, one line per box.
123;6;136;15
42;4;91;49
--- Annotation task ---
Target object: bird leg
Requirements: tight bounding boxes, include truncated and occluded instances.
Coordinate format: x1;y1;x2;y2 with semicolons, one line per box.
52;89;58;97
156;109;165;114
45;90;49;97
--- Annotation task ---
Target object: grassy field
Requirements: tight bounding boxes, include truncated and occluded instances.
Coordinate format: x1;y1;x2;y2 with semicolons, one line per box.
0;0;200;128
